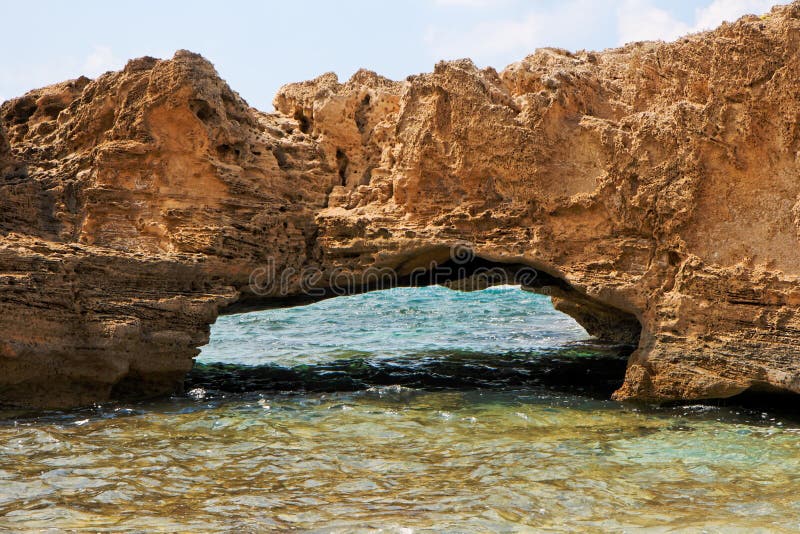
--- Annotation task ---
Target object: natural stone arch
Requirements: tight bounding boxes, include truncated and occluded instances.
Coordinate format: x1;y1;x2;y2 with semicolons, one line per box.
188;247;644;404
225;244;643;347
2;4;800;408
111;245;645;408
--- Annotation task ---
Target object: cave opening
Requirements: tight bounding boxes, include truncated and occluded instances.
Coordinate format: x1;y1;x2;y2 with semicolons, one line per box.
189;249;642;400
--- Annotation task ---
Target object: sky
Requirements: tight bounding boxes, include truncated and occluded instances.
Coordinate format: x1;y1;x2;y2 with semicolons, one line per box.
0;0;780;111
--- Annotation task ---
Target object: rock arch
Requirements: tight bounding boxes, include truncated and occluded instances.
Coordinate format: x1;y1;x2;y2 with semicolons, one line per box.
3;4;800;407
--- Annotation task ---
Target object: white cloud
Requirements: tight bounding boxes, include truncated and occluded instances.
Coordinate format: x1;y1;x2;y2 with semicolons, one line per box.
617;1;692;44
82;45;121;77
693;0;776;31
423;0;779;68
617;0;775;44
424;0;608;66
433;0;510;6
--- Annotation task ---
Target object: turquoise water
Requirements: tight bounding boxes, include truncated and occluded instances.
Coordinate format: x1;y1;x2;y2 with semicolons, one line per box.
2;286;800;531
198;285;589;367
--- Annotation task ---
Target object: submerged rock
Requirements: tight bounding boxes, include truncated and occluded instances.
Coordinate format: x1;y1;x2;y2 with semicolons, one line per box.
2;4;800;407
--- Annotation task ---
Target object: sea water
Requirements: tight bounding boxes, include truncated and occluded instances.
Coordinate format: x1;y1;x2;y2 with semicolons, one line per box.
1;286;799;531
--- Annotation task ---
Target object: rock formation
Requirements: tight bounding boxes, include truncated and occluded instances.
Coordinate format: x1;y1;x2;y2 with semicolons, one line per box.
2;4;800;408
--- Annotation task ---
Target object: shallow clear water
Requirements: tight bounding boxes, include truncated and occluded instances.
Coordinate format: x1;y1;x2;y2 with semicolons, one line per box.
2;286;800;532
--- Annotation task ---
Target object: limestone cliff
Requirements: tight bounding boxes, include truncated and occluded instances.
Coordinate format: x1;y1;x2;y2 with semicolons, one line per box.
2;4;800;408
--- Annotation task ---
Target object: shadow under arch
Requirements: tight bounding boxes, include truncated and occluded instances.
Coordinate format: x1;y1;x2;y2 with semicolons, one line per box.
187;343;635;400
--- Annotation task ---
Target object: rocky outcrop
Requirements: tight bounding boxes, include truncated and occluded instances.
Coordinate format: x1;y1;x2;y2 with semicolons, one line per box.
2;4;800;408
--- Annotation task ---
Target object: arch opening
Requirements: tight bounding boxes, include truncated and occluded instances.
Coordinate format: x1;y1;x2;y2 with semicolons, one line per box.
224;247;642;346
184;249;642;401
192;286;635;399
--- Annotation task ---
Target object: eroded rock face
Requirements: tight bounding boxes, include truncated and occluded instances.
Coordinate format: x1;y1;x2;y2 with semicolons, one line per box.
2;5;800;408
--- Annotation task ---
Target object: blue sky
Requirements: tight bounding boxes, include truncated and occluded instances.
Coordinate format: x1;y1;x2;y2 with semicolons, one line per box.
1;0;779;111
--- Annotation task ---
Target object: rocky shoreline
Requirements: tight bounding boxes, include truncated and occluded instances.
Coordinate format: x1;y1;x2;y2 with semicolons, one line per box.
2;3;800;408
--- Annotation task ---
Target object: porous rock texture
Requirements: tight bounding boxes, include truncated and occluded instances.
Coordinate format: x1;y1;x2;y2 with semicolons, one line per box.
2;3;800;408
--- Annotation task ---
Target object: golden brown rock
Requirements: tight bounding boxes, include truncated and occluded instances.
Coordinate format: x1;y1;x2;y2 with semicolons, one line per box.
2;5;800;407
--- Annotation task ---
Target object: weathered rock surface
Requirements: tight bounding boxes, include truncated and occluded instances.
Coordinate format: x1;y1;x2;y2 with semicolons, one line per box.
2;4;800;408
